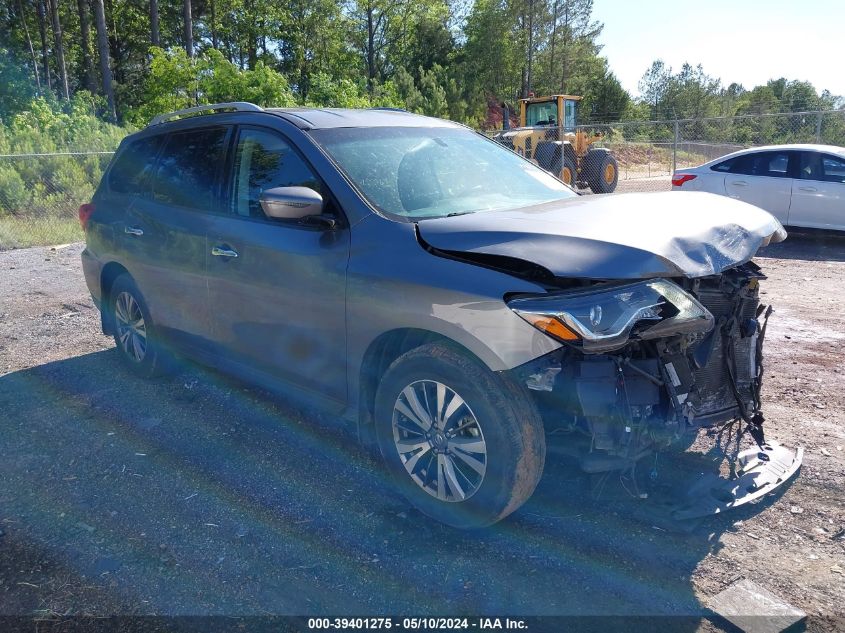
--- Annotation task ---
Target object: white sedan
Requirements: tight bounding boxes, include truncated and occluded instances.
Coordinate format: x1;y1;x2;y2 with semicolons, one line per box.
672;144;845;231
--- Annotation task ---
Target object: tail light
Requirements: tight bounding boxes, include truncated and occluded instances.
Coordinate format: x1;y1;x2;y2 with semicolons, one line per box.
78;203;95;231
672;174;697;187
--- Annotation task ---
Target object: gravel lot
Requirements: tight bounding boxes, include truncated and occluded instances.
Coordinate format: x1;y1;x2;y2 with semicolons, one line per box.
0;236;843;628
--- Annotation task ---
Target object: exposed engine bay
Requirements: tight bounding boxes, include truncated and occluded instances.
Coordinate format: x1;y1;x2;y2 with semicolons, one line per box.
507;261;803;517
514;262;801;484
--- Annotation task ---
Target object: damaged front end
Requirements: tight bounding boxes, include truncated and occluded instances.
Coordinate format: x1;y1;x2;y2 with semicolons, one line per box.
508;261;802;518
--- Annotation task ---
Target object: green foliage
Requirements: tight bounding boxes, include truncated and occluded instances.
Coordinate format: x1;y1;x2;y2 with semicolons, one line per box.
305;73;371;109
128;48;297;126
0;48;38;123
0;97;123;238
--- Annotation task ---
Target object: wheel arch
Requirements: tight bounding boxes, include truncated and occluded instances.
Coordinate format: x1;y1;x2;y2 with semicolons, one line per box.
99;261;130;335
356;328;493;446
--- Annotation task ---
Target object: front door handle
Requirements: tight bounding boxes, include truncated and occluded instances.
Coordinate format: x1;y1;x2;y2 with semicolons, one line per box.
798;186;818;192
729;180;748;187
211;246;239;258
124;226;144;236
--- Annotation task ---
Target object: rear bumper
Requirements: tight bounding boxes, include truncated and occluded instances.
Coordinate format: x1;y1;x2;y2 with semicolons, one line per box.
80;247;102;308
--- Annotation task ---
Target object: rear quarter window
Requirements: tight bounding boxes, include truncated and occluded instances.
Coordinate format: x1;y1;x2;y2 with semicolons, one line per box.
151;127;229;210
710;156;739;172
108;135;164;195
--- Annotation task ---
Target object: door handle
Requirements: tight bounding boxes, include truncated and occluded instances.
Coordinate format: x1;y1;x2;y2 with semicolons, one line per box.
124;226;144;236
211;246;239;258
729;180;748;187
798;186;818;192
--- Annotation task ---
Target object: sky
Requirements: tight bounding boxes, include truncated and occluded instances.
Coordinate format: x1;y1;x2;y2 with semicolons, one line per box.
591;0;845;99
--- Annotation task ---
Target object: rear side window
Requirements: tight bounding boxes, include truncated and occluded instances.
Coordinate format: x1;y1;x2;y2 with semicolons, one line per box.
152;128;228;210
108;136;163;195
721;151;792;178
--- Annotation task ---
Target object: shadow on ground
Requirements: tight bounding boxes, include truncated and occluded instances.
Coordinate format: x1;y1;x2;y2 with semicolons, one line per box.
0;349;791;621
757;229;845;262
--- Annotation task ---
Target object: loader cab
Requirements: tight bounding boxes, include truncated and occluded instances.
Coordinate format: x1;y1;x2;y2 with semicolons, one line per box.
520;95;579;132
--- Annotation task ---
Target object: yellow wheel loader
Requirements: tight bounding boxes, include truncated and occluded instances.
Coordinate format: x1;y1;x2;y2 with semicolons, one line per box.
493;94;619;193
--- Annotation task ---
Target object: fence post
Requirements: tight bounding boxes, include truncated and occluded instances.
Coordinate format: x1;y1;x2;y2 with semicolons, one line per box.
815;111;823;143
672;120;679;174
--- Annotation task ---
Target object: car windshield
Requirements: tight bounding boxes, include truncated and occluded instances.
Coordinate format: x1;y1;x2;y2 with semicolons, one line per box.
309;126;576;219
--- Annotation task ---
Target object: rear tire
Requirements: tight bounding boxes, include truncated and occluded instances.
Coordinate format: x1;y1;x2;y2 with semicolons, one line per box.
374;342;545;528
109;274;167;377
561;158;577;188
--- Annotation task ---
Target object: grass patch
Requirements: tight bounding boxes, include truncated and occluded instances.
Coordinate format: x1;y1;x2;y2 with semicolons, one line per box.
0;215;83;250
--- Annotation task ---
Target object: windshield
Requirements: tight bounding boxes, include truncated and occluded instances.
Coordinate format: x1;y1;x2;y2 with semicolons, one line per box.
309;126;576;220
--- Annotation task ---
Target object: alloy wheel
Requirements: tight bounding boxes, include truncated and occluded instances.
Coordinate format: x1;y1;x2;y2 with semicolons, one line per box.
391;380;487;502
114;291;147;363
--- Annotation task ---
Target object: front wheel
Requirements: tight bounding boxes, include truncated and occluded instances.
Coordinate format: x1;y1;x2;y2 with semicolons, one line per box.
374;342;545;528
584;150;619;193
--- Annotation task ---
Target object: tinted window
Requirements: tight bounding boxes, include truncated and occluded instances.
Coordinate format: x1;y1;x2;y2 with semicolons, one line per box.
801;152;845;183
108;136;163;195
822;155;845;182
727;151;791;178
711;156;738;172
231;128;321;219
152;128;228;210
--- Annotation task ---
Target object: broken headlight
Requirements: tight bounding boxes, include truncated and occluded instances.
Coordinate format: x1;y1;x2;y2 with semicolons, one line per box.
508;279;714;353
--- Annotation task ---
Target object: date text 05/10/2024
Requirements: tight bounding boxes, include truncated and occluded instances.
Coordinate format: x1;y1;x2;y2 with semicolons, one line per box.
307;618;528;630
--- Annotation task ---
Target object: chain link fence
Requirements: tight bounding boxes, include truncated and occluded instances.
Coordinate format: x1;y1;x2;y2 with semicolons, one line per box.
0;151;114;250
1;110;844;250
582;109;845;194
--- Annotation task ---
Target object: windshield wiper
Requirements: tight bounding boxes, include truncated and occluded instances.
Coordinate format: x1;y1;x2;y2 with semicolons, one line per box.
445;211;474;217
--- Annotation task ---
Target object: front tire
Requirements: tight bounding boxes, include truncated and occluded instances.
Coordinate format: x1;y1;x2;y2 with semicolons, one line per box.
585;149;619;193
110;274;166;377
374;342;545;528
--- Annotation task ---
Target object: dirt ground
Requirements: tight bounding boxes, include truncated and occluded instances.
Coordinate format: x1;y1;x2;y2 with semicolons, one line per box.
0;235;843;630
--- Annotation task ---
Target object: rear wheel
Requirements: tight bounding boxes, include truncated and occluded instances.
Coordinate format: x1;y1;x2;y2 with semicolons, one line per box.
110;274;166;377
374;342;546;528
585;150;619;193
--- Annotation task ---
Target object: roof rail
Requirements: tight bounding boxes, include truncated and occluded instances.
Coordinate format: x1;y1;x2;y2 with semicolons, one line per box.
369;106;408;113
149;102;264;126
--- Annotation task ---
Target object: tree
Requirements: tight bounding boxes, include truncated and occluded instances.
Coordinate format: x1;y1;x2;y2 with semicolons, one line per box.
150;0;160;46
638;60;671;116
183;0;193;58
77;0;97;92
348;0;438;92
35;0;52;91
46;0;70;99
92;0;115;120
15;0;42;93
547;0;601;94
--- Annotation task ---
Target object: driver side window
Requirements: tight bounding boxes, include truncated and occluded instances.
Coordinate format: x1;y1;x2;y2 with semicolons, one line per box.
231;128;322;219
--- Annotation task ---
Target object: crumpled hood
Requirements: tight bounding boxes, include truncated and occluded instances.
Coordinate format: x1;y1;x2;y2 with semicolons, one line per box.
416;191;787;279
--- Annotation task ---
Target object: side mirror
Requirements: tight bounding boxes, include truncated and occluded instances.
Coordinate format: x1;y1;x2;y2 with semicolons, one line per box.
259;186;324;221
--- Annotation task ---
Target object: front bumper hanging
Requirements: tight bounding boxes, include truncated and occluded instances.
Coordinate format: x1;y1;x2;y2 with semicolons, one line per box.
670;441;803;520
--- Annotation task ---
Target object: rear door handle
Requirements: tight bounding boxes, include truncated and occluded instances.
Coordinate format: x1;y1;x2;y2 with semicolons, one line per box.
798;186;817;192
729;180;748;187
211;246;238;258
124;226;144;236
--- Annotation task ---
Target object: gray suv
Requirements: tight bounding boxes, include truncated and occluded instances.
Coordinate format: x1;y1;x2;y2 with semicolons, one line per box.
81;102;801;528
